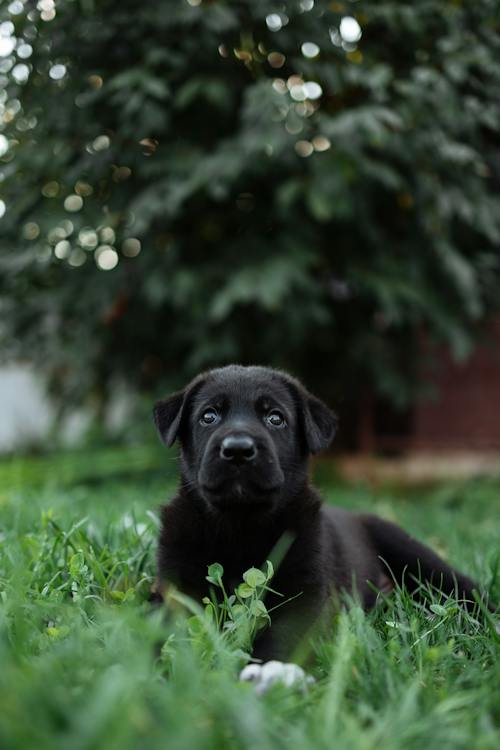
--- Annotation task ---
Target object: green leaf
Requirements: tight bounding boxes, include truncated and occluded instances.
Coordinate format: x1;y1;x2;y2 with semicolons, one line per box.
206;563;224;585
429;604;449;617
249;599;268;617
265;560;274;581
237;583;254;599
242;568;266;589
231;604;246;617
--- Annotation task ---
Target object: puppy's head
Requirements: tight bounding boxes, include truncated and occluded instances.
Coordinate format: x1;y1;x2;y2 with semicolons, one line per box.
154;365;337;512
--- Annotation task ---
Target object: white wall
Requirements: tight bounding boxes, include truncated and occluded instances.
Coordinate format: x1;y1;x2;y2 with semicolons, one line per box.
0;364;132;452
0;364;53;451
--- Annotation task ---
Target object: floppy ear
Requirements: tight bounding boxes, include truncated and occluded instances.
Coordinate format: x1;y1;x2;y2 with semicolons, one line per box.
153;376;206;447
153;389;186;447
302;393;338;454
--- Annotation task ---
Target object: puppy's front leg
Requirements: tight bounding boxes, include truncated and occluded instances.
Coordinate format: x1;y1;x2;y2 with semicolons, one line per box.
242;595;323;693
252;586;328;662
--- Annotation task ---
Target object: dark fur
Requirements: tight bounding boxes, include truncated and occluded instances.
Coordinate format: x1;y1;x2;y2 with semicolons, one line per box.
154;365;492;660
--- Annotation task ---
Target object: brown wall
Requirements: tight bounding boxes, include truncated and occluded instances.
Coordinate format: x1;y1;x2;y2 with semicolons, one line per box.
359;321;500;453
413;324;500;450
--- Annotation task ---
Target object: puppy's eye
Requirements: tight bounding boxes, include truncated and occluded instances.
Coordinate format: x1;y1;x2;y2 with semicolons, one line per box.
266;410;286;428
200;408;220;426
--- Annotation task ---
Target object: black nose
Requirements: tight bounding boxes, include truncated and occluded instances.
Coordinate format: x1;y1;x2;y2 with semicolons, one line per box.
220;435;257;463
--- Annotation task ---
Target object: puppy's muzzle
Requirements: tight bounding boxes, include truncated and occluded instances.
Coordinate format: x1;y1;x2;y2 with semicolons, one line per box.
220;434;257;464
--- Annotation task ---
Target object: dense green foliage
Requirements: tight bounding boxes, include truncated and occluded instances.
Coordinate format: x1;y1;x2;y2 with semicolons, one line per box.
0;451;499;749
1;0;500;411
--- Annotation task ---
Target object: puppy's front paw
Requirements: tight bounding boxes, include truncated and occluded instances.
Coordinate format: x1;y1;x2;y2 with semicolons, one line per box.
239;660;315;695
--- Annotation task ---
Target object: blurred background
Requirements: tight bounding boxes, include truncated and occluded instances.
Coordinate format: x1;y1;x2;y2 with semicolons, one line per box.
1;0;500;478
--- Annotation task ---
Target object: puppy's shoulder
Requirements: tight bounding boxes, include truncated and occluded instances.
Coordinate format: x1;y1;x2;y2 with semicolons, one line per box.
320;503;358;524
319;504;369;540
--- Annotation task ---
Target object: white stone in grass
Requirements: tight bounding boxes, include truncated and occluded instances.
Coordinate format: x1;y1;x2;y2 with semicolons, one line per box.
239;660;315;695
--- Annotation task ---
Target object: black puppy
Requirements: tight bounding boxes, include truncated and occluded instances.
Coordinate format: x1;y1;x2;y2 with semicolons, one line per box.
154;365;491;660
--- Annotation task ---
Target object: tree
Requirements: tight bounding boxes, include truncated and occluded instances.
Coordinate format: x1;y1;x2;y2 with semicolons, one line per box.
1;0;500;421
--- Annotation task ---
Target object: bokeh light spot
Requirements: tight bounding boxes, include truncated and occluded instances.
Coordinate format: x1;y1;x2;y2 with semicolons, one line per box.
48;226;67;244
287;75;303;89
286;118;303;135
340;16;362;43
122;238;141;257
88;75;103;89
290;84;307;102
295;140;314;157
8;1;24;15
268;52;285;68
0;59;15;77
139;137;158;155
64;195;83;212
329;28;342;47
68;249;86;267
95;245;119;270
23;222;40;239
0;38;16;57
78;228;98;249
93;135;110;151
17;43;33;59
100;226;116;244
60;219;74;236
39;0;56;22
54;240;71;259
266;14;283;32
272;78;287;94
75;181;93;197
303;81;322;100
12;63;30;83
0;134;8;156
42;181;59;197
0;21;15;36
301;42;320;58
312;135;331;151
295;102;312;117
234;49;252;63
49;64;67;80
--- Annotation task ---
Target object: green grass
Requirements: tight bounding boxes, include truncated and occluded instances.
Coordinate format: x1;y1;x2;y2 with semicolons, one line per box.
1;448;499;750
